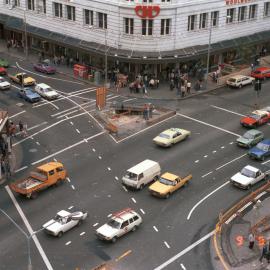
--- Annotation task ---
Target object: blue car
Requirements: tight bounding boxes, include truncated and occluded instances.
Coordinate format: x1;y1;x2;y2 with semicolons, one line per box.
248;139;270;161
18;87;41;103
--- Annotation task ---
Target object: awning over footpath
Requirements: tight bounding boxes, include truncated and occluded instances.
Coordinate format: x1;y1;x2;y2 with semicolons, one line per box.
1;13;270;62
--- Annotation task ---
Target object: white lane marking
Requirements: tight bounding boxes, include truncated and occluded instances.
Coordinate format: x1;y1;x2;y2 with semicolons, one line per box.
14;166;28;173
187;181;230;220
53;158;57;162
201;171;213;178
92;148;96;152
230;142;234;145
177;113;241;137
80;232;85;236
153;226;159;232
68;206;74;210
212;150;217;153
195;160;199;163
164;241;171;249
9;110;26;119
65;241;72;246
215;153;247;171
153;230;215;270
131;197;136;203
56;110;80;119
40;98;59;110
107;214;112;218
70;122;74;126
31;131;105;165
180;263;187;270
262;160;270;165
5;186;53;270
66;177;71;183
122;185;128;192
210;105;245;117
140;209;145;215
117;114;177;143
107;167;111;171
98;156;102;159
27;122;48;131
115;176;119;181
71;185;75;190
221;146;225;149
204;155;208;158
36;141;40;146
76;129;80;134
93;223;99;227
123;98;137;103
51;101;92;117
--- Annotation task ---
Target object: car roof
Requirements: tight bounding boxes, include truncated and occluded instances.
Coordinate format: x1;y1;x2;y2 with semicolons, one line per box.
162;128;181;135
111;208;137;222
37;162;63;172
128;159;158;174
243;165;258;172
245;129;262;135
57;210;70;217
230;75;248;79
252;110;268;116
37;83;50;88
161;172;179;181
255;67;270;71
261;139;270;145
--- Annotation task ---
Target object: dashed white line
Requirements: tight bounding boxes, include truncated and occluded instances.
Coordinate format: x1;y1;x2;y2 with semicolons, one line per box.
76;129;80;134
107;167;111;171
203;155;208;158
229;142;234;145
107;213;112;218
98;156;102;159
115;176;119;181
164;241;171;249
210;105;245;117
14;166;28;173
122;185;128;192
140;209;145;215
212;150;217;153
131;197;137;203
215;153;247;171
221;146;225;149
36;141;40;146
80;232;85;236
68;206;74;210
53;158;57;162
66;177;71;183
70;122;74;126
65;241;72;246
93;223;99;227
92;148;96;152
71;185;75;190
9;110;26;119
195;160;199;163
153;226;159;232
180;263;187;270
201;171;213;178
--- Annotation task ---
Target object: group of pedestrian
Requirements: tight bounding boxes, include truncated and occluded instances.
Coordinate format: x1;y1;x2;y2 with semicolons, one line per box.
143;103;154;120
7;120;27;138
169;71;193;97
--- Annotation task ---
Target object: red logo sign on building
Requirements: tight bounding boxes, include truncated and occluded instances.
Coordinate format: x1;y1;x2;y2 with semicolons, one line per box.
135;5;160;19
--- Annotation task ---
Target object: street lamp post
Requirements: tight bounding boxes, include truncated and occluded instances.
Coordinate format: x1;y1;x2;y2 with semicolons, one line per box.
205;17;213;91
104;29;108;88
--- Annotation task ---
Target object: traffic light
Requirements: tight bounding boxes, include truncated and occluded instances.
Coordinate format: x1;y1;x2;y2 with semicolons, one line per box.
254;79;261;91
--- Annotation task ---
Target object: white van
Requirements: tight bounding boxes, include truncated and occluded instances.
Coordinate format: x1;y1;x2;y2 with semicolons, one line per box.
122;159;161;190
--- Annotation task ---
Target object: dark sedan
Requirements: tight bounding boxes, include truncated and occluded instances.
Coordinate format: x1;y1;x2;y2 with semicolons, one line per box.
33;63;56;74
18;88;41;103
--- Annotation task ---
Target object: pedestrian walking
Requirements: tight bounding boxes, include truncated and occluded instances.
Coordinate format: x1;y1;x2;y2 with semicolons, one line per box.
267;242;270;263
248;232;255;249
19;120;27;138
259;242;268;263
7;40;11;52
251;63;255;71
187;81;191;94
181;85;186;98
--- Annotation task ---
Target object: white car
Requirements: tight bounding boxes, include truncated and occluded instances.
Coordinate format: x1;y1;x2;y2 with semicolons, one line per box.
0;76;11;90
96;208;142;243
35;83;59;100
230;165;270;189
43;210;87;237
226;75;255;88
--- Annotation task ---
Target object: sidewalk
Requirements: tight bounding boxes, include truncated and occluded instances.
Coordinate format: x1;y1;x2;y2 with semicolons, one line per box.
211;193;270;270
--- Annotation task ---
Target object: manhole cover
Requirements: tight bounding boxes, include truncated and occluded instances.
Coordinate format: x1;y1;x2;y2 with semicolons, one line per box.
29;148;37;153
16;103;24;107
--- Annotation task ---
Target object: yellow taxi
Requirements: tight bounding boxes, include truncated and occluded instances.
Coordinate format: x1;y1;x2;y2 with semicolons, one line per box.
149;172;192;198
153;128;191;147
9;72;36;86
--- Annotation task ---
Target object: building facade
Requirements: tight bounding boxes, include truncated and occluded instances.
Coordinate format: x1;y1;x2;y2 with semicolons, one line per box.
0;0;270;79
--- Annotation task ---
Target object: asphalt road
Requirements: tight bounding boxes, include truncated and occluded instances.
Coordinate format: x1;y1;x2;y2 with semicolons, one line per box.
0;53;270;270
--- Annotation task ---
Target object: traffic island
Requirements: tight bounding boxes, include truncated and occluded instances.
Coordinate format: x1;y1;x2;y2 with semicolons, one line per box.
211;182;270;270
94;102;176;141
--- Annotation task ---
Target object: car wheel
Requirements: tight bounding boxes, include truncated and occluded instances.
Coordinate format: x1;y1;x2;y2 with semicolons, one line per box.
57;231;63;238
139;184;145;190
132;226;137;232
111;237;117;243
239;84;242;89
154;175;159;181
77;220;82;227
247;184;252;190
31;192;38;199
165;193;170;199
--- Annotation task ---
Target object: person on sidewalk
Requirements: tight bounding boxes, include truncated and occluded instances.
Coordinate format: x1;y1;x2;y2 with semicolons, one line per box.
248;232;255;249
6;40;11;52
259;242;268;263
181;85;186;98
186;81;191;95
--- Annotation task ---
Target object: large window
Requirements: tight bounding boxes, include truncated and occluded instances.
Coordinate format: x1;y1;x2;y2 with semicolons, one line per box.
42;0;46;13
226;8;235;23
66;5;75;21
142;19;153;35
161;19;171;35
124;18;134;34
199;13;208;29
98;12;107;29
211;11;219;27
248;4;257;19
27;0;34;10
84;9;93;25
188;15;197;31
53;2;62;18
238;6;247;22
264;2;270;16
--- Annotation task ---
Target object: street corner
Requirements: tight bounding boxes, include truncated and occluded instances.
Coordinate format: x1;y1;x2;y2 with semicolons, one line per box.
211;191;270;270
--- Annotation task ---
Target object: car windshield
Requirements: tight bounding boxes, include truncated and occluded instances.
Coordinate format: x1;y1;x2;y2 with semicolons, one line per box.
158;133;170;139
54;214;62;221
107;219;121;229
25;90;34;95
248;114;260;120
243;132;254;139
159;177;174;185
228;78;236;82
241;168;255;178
257;143;269;151
125;172;137;180
0;78;4;82
43;87;52;92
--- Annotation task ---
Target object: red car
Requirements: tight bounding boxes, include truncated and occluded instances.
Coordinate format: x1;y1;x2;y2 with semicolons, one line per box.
0;67;7;75
240;110;270;128
33;63;56;74
251;67;270;80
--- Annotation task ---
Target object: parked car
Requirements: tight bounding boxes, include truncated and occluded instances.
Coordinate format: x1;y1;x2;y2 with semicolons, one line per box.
34;83;59;100
149;172;192;198
236;129;264;148
230;165;270;189
33;62;56;74
226;75;255;88
8;72;36;86
0;76;11;90
240;110;270;128
0;58;9;68
96;208;142;243
0;67;7;75
248;139;270;161
153;128;191;147
43;210;88;237
18;87;41;103
251;67;270;80
122;159;161;190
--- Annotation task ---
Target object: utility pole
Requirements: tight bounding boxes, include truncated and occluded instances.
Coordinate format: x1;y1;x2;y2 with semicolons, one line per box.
104;29;108;88
254;79;261;109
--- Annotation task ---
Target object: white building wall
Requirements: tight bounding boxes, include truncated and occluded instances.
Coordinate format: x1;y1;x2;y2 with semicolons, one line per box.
1;0;270;53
